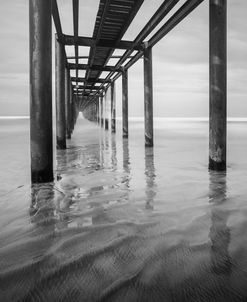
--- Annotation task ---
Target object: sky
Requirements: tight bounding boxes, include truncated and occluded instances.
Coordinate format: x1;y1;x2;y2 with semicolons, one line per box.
0;0;247;117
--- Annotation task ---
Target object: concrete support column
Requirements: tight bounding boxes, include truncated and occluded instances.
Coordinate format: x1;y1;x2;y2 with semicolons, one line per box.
55;36;66;149
98;98;100;124
96;97;100;125
73;96;79;126
209;0;227;171
65;68;71;139
100;95;104;127
70;93;74;133
30;0;53;183
111;81;116;133
105;93;109;130
69;84;73;135
144;47;154;147
122;69;128;138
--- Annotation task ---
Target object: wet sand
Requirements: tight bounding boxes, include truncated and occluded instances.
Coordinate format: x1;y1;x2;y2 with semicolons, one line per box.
1;118;247;301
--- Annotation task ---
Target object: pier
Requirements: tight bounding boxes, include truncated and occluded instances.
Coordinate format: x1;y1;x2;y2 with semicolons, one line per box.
30;0;227;183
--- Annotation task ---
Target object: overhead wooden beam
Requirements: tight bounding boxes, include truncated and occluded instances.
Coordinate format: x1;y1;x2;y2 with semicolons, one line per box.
62;35;143;50
67;63;121;72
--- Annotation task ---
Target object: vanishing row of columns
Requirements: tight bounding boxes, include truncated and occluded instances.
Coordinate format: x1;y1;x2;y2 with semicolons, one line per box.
30;0;227;183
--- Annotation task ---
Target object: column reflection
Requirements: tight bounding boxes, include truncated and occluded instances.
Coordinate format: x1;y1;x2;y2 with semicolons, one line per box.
144;147;156;210
111;134;117;171
122;138;131;191
209;171;232;275
30;183;56;230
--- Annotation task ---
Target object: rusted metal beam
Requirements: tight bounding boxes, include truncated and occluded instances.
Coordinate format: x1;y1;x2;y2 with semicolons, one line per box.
209;0;227;171
30;0;53;183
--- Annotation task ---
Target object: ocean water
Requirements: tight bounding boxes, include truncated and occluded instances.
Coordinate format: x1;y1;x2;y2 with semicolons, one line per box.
1;117;247;301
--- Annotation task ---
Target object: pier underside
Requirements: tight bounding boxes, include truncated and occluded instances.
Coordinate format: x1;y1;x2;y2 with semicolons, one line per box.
29;0;227;182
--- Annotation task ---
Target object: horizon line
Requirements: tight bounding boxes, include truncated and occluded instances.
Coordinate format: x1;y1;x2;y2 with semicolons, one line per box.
1;116;247;122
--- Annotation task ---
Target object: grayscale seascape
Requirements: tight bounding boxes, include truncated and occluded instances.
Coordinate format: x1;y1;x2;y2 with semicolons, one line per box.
1;117;247;301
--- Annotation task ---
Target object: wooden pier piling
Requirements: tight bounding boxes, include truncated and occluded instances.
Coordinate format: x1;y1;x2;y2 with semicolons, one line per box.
29;0;53;183
209;0;227;171
111;81;116;133
144;46;154;147
122;69;128;138
55;36;67;149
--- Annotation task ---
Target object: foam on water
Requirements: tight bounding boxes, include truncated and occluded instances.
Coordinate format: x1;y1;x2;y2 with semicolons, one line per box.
0;117;247;301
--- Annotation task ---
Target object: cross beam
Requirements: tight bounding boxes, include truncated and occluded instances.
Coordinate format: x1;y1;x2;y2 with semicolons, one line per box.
67;63;122;72
71;77;111;83
61;35;143;51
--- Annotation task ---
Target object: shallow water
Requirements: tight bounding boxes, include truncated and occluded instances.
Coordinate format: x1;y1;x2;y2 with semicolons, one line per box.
1;117;247;301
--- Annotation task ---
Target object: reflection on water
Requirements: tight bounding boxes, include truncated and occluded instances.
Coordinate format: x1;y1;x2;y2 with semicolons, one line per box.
111;135;117;171
145;147;156;210
1;119;247;301
209;172;232;275
121;138;130;194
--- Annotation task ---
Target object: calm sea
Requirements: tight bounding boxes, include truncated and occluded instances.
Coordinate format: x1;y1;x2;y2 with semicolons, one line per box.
1;117;247;301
